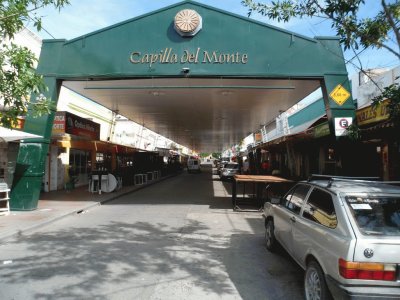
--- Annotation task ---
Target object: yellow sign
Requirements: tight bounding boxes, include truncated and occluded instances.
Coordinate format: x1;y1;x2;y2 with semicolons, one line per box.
329;84;351;106
356;99;389;126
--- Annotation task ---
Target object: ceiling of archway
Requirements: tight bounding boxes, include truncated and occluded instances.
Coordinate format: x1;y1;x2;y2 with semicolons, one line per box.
63;77;320;153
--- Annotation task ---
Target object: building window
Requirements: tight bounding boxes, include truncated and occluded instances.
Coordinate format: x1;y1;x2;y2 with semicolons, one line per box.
95;152;111;171
69;149;91;176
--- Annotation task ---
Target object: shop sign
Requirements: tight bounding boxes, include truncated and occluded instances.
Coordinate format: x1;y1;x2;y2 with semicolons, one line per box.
52;112;100;140
334;117;353;136
356;100;389;126
313;122;330;138
254;132;262;143
130;48;248;67
329;84;351;106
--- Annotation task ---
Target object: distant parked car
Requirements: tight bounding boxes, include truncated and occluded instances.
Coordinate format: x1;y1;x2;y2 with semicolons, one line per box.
263;175;400;300
219;162;240;180
187;158;201;173
200;159;213;167
217;160;229;176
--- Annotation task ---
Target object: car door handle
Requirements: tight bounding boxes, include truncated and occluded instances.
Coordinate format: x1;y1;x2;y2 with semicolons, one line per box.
290;216;296;223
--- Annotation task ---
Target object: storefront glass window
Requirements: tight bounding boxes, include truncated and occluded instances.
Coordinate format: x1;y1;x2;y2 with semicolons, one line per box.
95;152;111;171
69;149;91;176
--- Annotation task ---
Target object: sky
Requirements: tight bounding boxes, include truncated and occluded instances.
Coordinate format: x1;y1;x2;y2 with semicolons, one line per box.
26;0;399;77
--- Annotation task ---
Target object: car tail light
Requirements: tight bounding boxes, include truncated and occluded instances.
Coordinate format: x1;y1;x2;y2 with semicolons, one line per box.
339;259;397;281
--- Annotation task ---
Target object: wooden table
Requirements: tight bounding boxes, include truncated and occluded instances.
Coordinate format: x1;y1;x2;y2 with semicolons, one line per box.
232;175;293;211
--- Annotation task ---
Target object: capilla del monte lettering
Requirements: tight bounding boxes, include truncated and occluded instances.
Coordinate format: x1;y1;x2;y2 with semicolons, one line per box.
130;47;248;66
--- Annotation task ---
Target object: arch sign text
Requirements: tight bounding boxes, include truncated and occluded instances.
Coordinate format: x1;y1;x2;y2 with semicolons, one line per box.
130;48;249;67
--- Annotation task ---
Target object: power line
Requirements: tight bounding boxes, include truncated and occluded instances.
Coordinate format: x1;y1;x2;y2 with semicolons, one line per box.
27;14;56;39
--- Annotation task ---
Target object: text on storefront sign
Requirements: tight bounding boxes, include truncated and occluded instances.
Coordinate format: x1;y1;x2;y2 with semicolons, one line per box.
356;100;389;126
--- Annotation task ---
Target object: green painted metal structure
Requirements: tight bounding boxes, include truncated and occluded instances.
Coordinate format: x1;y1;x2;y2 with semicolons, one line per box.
11;0;354;210
288;98;325;128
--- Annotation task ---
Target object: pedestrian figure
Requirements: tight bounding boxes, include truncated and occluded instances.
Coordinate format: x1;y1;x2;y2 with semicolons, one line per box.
261;160;269;175
242;159;249;174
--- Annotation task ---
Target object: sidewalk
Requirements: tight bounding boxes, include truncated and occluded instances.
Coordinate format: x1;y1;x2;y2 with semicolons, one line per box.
0;175;172;243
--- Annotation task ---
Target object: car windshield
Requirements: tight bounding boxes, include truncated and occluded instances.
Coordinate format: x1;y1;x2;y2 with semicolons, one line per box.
345;196;400;236
226;163;238;169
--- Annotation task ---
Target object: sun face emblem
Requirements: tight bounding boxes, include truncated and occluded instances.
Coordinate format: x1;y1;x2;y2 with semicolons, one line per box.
174;9;202;37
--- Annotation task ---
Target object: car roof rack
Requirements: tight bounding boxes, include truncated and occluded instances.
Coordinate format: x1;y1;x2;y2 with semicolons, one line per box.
308;174;380;181
308;175;400;188
307;174;381;187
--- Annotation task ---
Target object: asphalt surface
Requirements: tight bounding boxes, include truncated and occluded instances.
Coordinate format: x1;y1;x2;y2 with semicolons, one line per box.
0;167;303;300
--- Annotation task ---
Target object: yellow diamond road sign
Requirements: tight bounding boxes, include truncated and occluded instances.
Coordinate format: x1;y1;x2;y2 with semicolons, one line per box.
329;84;351;106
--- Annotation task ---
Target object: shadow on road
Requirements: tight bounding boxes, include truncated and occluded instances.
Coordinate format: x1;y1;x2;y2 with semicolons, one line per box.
0;167;303;299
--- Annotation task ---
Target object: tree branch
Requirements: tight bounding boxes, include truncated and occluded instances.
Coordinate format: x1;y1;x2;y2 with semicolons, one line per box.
0;5;44;21
375;39;400;59
381;0;400;54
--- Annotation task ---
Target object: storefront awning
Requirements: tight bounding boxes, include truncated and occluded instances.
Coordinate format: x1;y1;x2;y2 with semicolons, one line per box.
0;126;42;142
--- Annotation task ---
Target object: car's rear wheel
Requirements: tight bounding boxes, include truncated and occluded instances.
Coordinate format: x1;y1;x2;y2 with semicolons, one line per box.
265;219;277;252
304;260;331;300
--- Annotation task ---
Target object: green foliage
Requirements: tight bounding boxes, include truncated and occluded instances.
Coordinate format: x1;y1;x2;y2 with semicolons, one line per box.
0;0;69;128
200;153;221;159
241;0;400;56
345;123;361;141
242;0;400;127
211;152;221;159
372;83;400;128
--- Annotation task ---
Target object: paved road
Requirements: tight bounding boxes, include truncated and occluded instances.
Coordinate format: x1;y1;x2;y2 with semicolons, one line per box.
0;167;303;300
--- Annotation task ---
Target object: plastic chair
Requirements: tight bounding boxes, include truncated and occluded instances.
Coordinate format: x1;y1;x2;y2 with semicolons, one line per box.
90;175;99;193
116;176;123;190
100;174;109;194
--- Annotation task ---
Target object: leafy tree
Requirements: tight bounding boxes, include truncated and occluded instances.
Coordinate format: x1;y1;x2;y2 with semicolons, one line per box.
211;152;221;159
242;0;399;58
242;0;400;136
0;0;69;128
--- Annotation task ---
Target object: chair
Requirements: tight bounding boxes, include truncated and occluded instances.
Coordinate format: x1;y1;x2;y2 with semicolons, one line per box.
100;174;109;193
116;176;123;190
90;175;99;193
0;182;10;216
147;172;153;181
134;174;143;185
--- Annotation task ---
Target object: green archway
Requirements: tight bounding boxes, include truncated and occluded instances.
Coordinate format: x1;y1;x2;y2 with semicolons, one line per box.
11;1;354;210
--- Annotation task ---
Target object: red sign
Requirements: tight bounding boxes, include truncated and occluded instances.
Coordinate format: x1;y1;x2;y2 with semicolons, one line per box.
52;112;100;140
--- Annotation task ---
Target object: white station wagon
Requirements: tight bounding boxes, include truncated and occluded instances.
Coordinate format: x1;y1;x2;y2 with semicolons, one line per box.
263;175;400;300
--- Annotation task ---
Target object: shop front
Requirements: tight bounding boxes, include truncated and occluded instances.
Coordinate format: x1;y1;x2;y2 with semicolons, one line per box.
355;100;399;180
45;111;139;191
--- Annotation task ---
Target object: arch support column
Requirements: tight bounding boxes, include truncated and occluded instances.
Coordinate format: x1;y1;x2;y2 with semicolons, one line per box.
322;74;355;138
10;77;61;210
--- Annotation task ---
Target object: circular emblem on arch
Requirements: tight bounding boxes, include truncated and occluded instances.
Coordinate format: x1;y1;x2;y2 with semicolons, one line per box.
174;9;202;37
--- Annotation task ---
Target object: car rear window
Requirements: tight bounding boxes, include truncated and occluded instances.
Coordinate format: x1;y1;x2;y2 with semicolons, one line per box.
346;196;400;236
226;163;238;169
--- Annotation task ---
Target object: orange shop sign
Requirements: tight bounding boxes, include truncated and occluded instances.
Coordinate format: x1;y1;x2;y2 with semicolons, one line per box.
52;111;100;140
254;132;262;142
